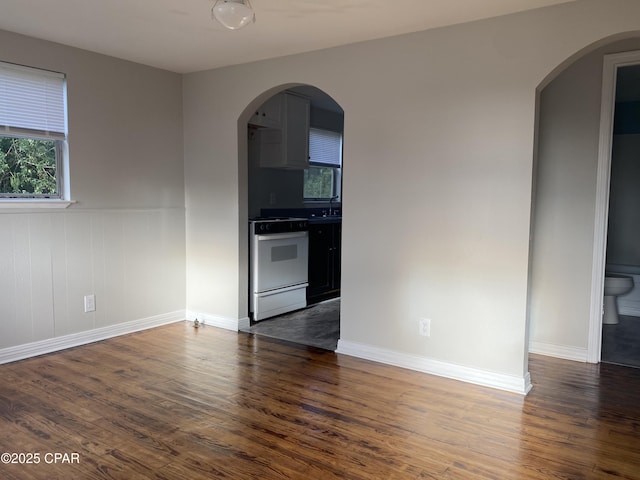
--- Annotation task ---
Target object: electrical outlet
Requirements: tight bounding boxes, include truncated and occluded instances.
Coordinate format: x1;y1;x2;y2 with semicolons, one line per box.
419;318;431;337
269;192;277;205
84;294;96;313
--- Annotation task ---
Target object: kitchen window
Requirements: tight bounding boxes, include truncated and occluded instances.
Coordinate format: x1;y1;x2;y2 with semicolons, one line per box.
304;127;342;201
0;61;69;203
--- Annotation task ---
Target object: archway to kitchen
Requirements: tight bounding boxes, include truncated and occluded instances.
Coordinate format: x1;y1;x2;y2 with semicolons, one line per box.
238;84;345;351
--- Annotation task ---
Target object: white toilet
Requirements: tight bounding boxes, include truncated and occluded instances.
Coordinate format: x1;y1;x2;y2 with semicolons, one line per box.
603;274;634;325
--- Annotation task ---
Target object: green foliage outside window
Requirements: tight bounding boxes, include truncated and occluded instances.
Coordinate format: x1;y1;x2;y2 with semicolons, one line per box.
0;136;58;196
304;166;335;199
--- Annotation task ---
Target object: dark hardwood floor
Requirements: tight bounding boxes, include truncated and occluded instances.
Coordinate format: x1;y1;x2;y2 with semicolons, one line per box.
1;321;639;479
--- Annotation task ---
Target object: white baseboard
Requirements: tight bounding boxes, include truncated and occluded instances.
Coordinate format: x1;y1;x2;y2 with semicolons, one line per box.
618;303;640;317
185;310;246;331
238;317;251;330
528;341;588;362
0;310;186;365
336;340;532;395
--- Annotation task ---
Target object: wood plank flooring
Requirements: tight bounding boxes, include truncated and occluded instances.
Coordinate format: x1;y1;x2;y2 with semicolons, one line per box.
1;321;639;479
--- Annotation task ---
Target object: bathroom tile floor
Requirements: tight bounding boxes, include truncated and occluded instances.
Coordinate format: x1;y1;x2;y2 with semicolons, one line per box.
242;298;340;351
601;314;640;368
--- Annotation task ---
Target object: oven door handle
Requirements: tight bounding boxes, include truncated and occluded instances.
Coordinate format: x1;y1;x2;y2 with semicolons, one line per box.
256;231;308;241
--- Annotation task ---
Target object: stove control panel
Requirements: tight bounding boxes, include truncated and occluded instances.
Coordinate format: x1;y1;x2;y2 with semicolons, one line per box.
250;218;308;234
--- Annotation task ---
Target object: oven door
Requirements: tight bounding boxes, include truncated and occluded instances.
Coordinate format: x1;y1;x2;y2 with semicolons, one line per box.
252;231;309;293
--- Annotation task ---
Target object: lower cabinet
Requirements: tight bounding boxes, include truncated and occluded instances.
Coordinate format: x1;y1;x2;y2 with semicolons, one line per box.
307;222;341;304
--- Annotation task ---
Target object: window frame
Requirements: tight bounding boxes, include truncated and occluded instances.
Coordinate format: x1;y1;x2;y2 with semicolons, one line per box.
304;127;343;202
0;61;71;208
0;134;65;199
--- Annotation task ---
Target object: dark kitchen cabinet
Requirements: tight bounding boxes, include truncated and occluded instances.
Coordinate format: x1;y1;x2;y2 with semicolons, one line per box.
307;221;341;304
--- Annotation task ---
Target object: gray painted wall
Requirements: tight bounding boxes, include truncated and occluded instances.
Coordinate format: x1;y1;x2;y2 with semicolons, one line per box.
184;0;640;385
0;30;186;350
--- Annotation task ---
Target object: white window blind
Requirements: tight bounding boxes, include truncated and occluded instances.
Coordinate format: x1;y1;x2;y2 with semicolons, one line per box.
0;62;66;140
309;127;342;167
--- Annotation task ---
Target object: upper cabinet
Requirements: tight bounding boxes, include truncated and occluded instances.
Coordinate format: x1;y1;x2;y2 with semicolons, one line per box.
250;94;283;129
253;93;310;170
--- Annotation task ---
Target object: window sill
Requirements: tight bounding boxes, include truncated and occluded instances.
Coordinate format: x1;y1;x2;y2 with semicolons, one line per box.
0;199;75;211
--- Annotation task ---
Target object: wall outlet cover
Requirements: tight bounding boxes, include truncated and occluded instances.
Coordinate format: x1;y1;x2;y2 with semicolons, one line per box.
84;294;96;313
419;318;431;337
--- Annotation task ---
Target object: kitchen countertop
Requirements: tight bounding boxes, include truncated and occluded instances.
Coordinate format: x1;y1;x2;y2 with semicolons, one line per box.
308;216;342;224
260;207;342;223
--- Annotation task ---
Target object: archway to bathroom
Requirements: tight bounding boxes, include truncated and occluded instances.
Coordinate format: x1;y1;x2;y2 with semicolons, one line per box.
529;34;640;369
593;51;640;368
238;84;345;351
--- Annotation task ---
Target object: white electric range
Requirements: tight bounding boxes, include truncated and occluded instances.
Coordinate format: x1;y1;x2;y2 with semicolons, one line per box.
249;217;309;321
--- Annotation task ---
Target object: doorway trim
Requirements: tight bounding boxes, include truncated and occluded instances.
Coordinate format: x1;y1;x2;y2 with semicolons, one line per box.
588;50;640;363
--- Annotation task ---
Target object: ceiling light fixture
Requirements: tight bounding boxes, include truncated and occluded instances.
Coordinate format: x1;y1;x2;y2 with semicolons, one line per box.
212;0;255;30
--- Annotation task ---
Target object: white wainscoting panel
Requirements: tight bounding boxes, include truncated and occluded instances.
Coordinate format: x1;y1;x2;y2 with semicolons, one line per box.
0;208;186;354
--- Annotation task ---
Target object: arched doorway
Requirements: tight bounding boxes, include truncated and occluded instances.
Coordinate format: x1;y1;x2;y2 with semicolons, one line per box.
590;50;640;366
239;85;345;350
529;34;640;366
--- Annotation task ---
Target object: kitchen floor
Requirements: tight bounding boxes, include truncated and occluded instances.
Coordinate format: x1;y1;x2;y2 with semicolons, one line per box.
242;298;340;350
601;315;640;368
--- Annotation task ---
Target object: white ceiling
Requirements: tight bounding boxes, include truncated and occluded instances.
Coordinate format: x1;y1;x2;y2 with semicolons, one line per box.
0;0;574;74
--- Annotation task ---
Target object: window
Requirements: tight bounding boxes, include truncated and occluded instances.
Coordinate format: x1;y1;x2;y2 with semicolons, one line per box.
0;62;67;200
304;127;342;201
